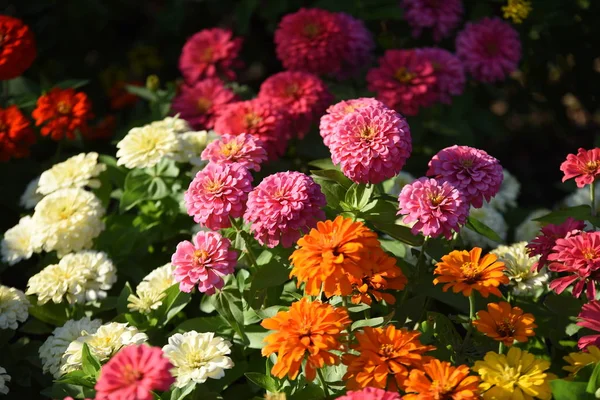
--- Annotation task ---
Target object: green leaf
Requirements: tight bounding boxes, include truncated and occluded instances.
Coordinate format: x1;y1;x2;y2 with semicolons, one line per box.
245;325;270;349
587;362;600;394
81;343;101;377
117;282;134;314
155;284;191;327
307;158;336;170
245;372;279;392
360;198;398;223
251;259;291;291
154;158;180;178
56;370;96;388
174;316;230;335
18;318;53;335
27;296;69;326
551;379;596;400
373;222;424;246
55;79;90;89
170;382;196;400
345;183;374;210
126;84;158;101
534;205;591;225
310;169;353;190
465;216;502;243
351;317;385;331
312;177;346;210
379;239;406;258
214;290;249;344
98;155;127;188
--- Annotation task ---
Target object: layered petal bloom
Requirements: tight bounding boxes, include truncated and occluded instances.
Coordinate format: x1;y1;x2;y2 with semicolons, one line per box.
560;148;600;188
328;104;412;184
336;387;401;400
400;0;464;42
0;105;35;162
201;133;267;171
473;302;536;346
179;28;242;82
32;88;93;141
184;162;253;230
0;367;9;396
349;251;407;306
563;346;600;377
319;97;383;147
397;177;469;239
127;263;177;314
526;217;585;271
0;285;29;330
261;299;351;381
417;48;466;104
577;300;600;349
1;215;40;265
244;171;326;248
37;152;106;195
491;242;548;297
426;145;503;208
404;359;481;400
116;123;179;169
0;15;36;80
456;17;521;83
171;231;237;294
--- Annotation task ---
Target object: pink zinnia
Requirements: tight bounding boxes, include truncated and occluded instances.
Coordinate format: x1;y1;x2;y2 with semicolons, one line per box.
201;133;267;172
94;345;174;400
560;148;600;188
400;0;464;42
455;17;521;83
179;28;243;83
328;105;412;184
274;8;373;78
366;49;437;116
171;231;237;294
336;387;402;400
398;177;469;240
171;78;237;130
426;145;503;208
257;71;333;138
213;99;290;160
577;300;600;349
417;48;466;104
526;217;586;272
319;97;383;147
184;162;253;230
243;171;326;248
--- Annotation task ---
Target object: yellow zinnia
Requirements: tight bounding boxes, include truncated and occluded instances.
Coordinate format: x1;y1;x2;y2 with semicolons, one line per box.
502;0;532;24
563;346;600;377
473;347;556;400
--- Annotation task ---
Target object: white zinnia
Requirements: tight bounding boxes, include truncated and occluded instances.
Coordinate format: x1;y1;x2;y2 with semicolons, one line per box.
386;171;415;197
491;242;549;297
150;116;191;134
62;322;147;374
514;209;551;243
0;367;10;395
37;153;106;196
20;176;43;209
488;169;520;212
0;285;29;330
461;204;507;248
31;188;105;257
163;331;234;387
128;263;176;314
171;130;217;165
39;317;102;378
116;124;179;169
1;216;40;265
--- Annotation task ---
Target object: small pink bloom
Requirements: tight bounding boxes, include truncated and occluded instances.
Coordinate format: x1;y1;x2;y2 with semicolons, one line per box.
336;387;402;400
578;300;600;349
201;133;267;172
244;171;326;248
400;0;464;42
560;148;600;188
171;231;237;294
526;217;586;271
417;48;466;104
95;345;174;400
184;162;253;230
319;97;383;147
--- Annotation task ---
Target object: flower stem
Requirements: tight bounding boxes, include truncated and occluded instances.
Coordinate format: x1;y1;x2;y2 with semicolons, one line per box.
317;368;330;398
416;237;429;276
591;181;597;217
499;341;505;354
463;294;476;347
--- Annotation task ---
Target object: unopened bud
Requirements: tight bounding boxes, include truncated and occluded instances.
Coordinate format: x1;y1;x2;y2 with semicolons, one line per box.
146;74;160;91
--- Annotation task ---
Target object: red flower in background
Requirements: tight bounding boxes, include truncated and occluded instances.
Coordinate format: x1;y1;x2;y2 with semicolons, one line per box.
109;80;142;110
0;105;35;161
32;88;93;140
561;148;600;188
0;15;36;80
84;115;116;141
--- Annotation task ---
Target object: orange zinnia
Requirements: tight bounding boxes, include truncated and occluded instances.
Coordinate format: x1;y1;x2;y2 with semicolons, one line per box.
433;247;508;297
342;325;435;391
473;301;537;346
290;216;384;297
350;251;408;305
32;87;93;141
404;359;481;400
261;298;351;381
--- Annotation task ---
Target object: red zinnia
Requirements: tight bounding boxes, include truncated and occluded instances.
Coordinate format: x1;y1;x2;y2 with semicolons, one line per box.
83;115;117;141
578;300;600;349
0;15;36;80
561;148;600;188
32;88;93;141
526;217;585;272
109;81;142;110
0;105;35;161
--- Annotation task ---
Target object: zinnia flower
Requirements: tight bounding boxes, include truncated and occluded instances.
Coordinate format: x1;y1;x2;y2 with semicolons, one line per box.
85;115;117;141
563;346;600;377
0;285;29;330
128;263;177;314
560;148;600;188
261;298;351;381
343;326;434;391
108;80;141;110
150;116;191;133
95;345;174;400
473;347;555;400
0;367;9;396
171;78;237;130
461;204;508;248
400;0;464;42
32;88;93;140
433;247;509;297
455;17;521;83
526;217;585;271
491;242;548;297
397;177;469;239
201;133;267;171
244;171;326;248
366;49;437;116
503;0;532;24
257;71;333;138
20;176;43;209
319;97;383;147
577;300;600;349
349;251;408;305
184;162;252;230
426;145;504;209
179;27;243;82
0;105;35;162
1;215;40;265
171;231;238;294
336;387;401;400
0;15;36;80
328;104;412;184
473;302;536;346
417;48;466;104
37;152;106;195
171;130;217;165
404;359;481;400
116;123;179;169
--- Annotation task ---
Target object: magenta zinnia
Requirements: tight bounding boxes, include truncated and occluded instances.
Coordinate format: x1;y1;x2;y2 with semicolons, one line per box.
417;48;466;104
526;217;586;271
578;300;600;349
560;148;600;188
319;97;383;147
400;0;464;42
201;133;267;172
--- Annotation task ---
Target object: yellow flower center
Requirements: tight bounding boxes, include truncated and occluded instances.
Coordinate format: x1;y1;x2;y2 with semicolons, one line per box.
204;179;223;194
285;83;300;98
461;158;474;168
303;23;321;38
122;363;143;384
583;248;599;260
220;141;241;157
201;47;213;62
496;318;516;337
394;67;415;83
430;379;454;399
244;112;261;129
196;97;212;113
56;101;71;115
429;193;446;206
359;126;377;140
379;343;396;358
460;262;482;283
585;161;600;174
0;121;6;132
186;350;210;369
193;249;209;265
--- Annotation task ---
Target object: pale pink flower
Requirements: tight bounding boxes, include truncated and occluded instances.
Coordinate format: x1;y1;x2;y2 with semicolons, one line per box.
560;148;600;188
400;0;464;42
201;133;267;171
319;97;383;147
526;217;586;271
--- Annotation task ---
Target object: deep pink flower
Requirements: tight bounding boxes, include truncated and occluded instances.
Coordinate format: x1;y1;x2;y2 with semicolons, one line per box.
398;177;469;239
426;145;503;208
274;8;373;78
244;171;326;248
213;99;290;160
526;217;586;271
336;387;402;400
400;0;464;42
171;231;237;294
184;162;253;230
366;49;437;116
560;148;600;188
319;97;383;147
258;71;333;138
171;78;237;130
95;345;174;400
201;133;267;172
417;48;466;104
179;28;243;82
455;17;521;83
577;300;600;349
328;105;412;184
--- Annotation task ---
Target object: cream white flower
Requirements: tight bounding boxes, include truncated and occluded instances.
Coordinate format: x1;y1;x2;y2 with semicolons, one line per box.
0;367;10;395
171;130;217;165
39;317;102;378
62;322;147;374
514;209;551;243
492;242;549;297
488;169;520;212
32;188;105;257
20;176;43;209
386;171;415;197
0;285;29;330
128;263;176;314
1;216;40;265
461;204;507;248
150;116;191;134
163;331;233;387
116;124;179;169
64;251;116;301
37;153;106;196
